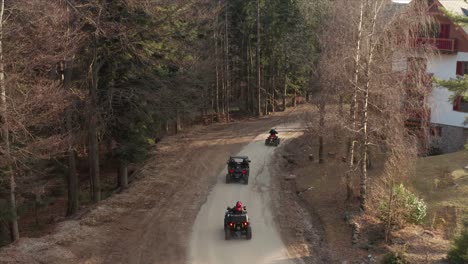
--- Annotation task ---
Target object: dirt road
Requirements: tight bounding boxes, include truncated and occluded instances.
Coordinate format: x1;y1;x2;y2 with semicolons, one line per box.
0;107;312;264
190;122;304;264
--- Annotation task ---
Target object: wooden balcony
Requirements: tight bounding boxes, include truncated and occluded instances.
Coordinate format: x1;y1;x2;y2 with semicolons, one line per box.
415;38;457;53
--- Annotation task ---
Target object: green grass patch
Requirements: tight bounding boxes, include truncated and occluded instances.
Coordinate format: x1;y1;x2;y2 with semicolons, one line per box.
413;151;468;236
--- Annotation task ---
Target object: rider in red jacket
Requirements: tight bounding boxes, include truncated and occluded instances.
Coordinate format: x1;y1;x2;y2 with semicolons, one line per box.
228;201;246;214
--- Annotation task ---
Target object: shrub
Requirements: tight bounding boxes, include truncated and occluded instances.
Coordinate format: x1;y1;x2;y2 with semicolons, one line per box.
379;184;427;228
381;251;409;264
447;228;468;264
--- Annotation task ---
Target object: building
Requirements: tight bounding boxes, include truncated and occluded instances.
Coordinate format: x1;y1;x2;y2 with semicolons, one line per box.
425;0;468;153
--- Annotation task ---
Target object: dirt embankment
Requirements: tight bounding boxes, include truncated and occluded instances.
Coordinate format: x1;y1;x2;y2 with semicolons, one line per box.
0;107;308;264
274;132;380;264
270;144;332;264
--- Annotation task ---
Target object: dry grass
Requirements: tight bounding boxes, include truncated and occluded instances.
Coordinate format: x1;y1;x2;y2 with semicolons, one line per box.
276;106;455;263
412;151;468;237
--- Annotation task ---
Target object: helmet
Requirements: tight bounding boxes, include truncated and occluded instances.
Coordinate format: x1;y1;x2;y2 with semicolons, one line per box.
235;201;243;211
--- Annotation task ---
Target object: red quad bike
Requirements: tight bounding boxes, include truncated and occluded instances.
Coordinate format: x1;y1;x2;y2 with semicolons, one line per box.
224;207;252;240
226;156;250;185
265;134;280;146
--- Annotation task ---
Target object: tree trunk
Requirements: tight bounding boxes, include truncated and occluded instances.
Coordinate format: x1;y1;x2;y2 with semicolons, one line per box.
292;90;297;107
246;43;251;113
264;66;268;116
214;2;220;120
118;161;128;190
0;0;19;242
63;0;79;216
250;47;256;113
384;181;395;242
224;1;230;122
63;60;78;216
360;81;370;211
359;0;378;212
88;39;101;203
283;74;287;111
221;27;225;116
318;101;325;164
164;120;169;134
240;30;247;113
64;0;78;217
256;0;261;117
346;0;364;201
176;109;182;133
272;75;276;113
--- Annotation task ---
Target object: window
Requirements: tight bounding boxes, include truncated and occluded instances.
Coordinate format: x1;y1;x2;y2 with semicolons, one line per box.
462;8;468;17
430;126;442;137
456;61;468;76
453;96;468;113
439;24;450;39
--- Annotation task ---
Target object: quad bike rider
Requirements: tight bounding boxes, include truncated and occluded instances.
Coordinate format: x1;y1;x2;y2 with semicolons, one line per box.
265;128;280;146
228;158;237;171
227;201;246;214
224;201;252;240
226;156;250;184
269;128;278;137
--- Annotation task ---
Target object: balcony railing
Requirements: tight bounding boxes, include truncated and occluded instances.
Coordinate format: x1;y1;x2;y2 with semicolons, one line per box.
415;38;457;53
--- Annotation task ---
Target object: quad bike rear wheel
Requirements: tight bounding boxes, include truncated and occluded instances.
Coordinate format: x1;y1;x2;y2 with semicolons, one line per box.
244;176;249;185
225;174;230;184
246;226;252;240
225;229;231;240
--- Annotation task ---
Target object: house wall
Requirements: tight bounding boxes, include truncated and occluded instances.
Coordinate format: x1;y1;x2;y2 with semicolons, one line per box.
427;52;468;128
430;123;466;153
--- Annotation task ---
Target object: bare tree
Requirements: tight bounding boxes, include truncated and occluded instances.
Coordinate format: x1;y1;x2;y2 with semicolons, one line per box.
320;0;433;212
64;0;78;216
0;0;19;242
256;0;261;116
214;0;221;120
358;0;382;211
346;0;364;201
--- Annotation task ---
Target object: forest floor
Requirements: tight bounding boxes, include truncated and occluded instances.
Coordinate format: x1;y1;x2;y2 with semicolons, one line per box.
0;104;331;264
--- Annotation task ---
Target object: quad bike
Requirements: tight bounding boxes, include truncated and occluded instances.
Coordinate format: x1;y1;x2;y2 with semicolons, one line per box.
265;134;280;146
226;156;250;184
224;207;252;240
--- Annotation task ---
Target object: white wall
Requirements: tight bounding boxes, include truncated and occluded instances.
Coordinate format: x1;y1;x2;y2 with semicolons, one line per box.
427;52;468;128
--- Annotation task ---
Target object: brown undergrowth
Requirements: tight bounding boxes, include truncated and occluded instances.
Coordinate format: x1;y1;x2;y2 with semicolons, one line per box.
275;122;451;263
